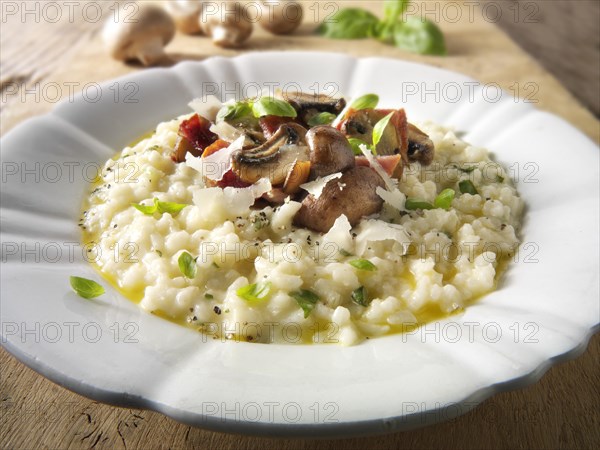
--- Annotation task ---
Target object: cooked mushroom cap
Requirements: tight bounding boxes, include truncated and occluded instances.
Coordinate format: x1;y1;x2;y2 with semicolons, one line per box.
102;4;175;66
293;166;385;233
407;123;435;166
259;1;303;35
200;2;253;48
282;91;346;126
306;126;355;179
165;0;204;35
231;123;309;184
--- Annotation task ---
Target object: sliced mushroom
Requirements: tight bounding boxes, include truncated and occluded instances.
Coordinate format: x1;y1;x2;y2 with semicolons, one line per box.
293;166;385;233
281;91;346;126
407;123;435;166
231;123;309;184
306;126;355;179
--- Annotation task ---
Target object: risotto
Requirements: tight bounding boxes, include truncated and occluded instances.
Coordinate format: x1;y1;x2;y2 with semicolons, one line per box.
80;93;523;345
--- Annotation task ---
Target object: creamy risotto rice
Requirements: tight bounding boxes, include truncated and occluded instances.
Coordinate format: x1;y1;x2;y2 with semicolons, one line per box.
81;94;523;345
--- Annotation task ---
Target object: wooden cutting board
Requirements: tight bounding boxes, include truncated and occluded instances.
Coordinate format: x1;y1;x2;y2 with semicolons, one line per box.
1;2;598;449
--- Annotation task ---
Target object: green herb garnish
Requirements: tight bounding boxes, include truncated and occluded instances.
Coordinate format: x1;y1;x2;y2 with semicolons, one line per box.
434;188;455;210
351;286;370;307
372;111;395;153
69;276;105;299
405;198;434;210
216;101;253;122
459;180;478;195
307;112;336;127
317;8;380;39
496;175;505;183
237;281;272;302
348;138;370;155
132;198;188;216
339;249;353;257
350;93;379;110
393;16;446;56
349;259;377;271
289;289;320;318
251;97;297;118
204;293;214;299
458;165;476;173
178;251;197;279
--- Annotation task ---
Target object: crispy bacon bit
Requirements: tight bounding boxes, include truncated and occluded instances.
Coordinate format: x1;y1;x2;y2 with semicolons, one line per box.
179;113;218;155
259;115;298;139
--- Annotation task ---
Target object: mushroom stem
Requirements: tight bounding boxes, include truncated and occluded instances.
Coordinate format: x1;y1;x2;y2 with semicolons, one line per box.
135;36;168;66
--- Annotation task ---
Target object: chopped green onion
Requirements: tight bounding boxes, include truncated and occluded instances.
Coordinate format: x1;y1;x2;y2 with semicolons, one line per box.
350;93;379;110
178;251;197;279
349;259;377;271
405;198;434;210
351;286;370;307
459;180;478;195
237;281;272;302
251;97;297;118
434;188;455;210
204;293;214;299
372;111;395;153
289;289;320;318
307;112;336;127
69;276;105;299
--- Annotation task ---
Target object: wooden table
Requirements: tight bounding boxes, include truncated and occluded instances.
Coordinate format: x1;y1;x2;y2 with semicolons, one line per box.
1;2;599;449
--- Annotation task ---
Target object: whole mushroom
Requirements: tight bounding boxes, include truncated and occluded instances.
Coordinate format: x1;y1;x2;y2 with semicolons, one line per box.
200;2;253;48
259;0;303;35
165;0;204;35
102;4;175;66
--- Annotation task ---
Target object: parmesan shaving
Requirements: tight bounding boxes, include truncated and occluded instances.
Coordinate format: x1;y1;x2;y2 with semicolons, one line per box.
355;219;411;256
300;173;342;199
188;96;222;122
359;144;397;191
209;121;243;143
185;135;244;182
323;214;353;254
376;186;406;210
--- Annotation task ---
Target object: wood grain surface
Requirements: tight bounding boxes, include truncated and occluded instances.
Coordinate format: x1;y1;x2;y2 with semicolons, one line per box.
1;1;599;449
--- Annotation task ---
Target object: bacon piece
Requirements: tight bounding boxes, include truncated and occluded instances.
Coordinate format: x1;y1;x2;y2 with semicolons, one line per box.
259;115;298;139
179;113;218;155
202;139;230;158
355;154;402;178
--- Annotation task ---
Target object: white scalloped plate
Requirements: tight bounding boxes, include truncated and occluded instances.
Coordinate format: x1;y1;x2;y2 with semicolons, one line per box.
1;52;598;437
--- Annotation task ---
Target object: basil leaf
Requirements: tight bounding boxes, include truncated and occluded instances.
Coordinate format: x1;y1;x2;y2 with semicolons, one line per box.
434;188;455;210
372;111;395;152
216;101;253;123
339;249;353;257
307;112;336;127
383;0;409;22
459;180;479;195
405;198;434;210
251;97;297;118
289;289;320;318
350;93;379;110
349;259;377;271
178;251;197;279
132;199;157;215
348;137;370;155
317;8;379;39
393;17;446;56
496;175;505;183
372;21;396;44
351;286;370;307
70;276;105;299
237;281;272;302
156;200;188;215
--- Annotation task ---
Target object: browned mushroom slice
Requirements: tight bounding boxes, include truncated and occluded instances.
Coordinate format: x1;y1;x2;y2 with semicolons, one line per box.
293;166;385;233
281;91;346;125
306;126;355;179
231;123;309;185
407;123;435;166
